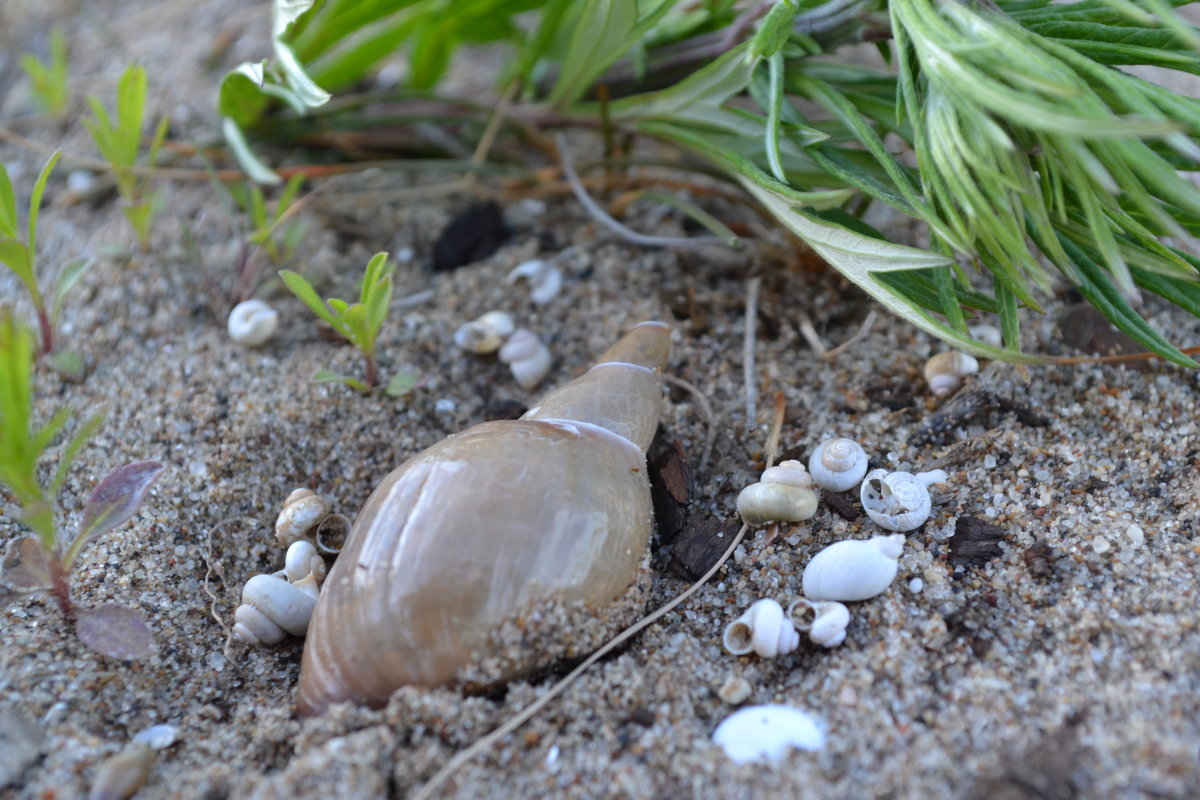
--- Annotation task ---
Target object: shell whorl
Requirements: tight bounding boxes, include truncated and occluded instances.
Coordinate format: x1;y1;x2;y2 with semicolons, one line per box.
296;322;670;716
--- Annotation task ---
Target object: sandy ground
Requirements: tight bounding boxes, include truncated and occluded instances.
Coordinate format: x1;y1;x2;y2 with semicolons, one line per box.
2;1;1200;798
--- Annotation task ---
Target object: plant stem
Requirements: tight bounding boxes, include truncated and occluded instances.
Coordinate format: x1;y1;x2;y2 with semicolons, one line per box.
35;305;54;355
364;352;378;389
48;556;73;620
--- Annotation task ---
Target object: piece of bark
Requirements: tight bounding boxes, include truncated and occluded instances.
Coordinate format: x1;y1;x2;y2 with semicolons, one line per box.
649;438;692;546
669;518;740;581
431;201;509;271
949;516;1007;568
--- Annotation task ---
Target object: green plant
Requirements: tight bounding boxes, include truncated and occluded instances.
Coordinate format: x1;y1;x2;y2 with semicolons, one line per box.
221;0;1200;365
280;251;402;392
20;26;70;116
84;64;169;250
0;151;93;378
230;173;308;264
0;309;164;659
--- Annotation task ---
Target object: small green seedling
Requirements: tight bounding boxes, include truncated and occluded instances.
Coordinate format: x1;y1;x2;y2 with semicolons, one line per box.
20;26;70;116
231;173;307;265
0;151;93;378
280;251;397;393
0;310;164;660
83;64;169;250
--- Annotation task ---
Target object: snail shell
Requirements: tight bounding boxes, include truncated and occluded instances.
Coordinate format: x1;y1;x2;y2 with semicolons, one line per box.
227;299;278;347
454;311;515;354
297;322;671;715
735;460;818;526
802;534;905;602
786;598;851;648
807;438;869;492
923;351;979;397
275;489;331;547
722;599;799;658
498;327;552;389
860;468;948;531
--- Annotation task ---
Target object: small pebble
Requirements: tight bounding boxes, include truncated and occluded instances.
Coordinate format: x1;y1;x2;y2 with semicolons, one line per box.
717;676;752;706
1092;536;1113;555
1125;525;1145;546
908;577;924;594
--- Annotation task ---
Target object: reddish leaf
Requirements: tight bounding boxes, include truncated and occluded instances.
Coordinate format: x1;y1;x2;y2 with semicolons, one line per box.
67;461;165;568
2;535;52;591
75;603;153;660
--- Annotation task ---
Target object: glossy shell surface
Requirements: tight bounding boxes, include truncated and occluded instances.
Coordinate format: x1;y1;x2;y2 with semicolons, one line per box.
297;322;670;716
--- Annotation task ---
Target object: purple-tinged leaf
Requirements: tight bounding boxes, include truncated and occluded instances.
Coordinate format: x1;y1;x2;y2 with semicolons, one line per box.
64;461;165;570
74;602;153;660
2;535;52;591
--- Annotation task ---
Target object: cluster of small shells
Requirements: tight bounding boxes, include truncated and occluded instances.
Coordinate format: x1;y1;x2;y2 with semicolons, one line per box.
726;437;951;660
454;310;552;389
232;489;341;646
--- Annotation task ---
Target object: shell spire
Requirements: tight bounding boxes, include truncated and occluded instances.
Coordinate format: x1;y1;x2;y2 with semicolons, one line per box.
296;322;670;716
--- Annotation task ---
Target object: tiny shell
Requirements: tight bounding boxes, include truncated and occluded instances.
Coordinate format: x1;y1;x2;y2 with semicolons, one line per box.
712;705;826;763
860;468;948;531
275;489;331;547
787;598;851;648
717;675;752;705
454;311;515;354
233;573;320;643
507;259;563;305
802;534;905;602
722;599;799;658
924;351;979;397
498;328;552;389
227;299;279;347
807;438;869;492
284;540;326;583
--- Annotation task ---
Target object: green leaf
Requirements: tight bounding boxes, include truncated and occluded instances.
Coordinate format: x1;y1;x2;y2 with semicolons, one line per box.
65;460;165;571
51;258;94;325
0;240;35;296
221;118;282;185
312;369;369;393
49;412;103;498
279;269;340;329
0;162;16;238
638;190;741;247
549;0;673;106
28;150;60;261
385;370;419;397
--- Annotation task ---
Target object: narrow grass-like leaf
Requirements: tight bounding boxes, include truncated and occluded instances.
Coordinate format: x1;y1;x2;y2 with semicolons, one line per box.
313;370;369;393
51;258;94;326
27;151;60;261
0;240;35;296
639;190;741;247
48;412;104;498
0;163;16;238
279;270;341;329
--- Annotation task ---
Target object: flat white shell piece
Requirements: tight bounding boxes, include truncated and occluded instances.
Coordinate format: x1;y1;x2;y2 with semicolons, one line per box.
712;704;826;763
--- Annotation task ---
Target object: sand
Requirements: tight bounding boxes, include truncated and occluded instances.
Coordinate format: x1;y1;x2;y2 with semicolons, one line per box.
2;1;1199;798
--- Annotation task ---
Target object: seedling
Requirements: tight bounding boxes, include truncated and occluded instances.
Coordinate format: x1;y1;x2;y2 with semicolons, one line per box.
20;26;70;116
230;173;307;265
0;151;92;378
0;310;164;659
280;251;396;393
83;64;169;250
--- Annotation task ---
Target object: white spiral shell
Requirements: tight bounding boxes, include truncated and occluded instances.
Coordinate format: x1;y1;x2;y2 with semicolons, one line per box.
786;598;851;648
274;488;332;547
736;460;819;526
232;569;322;646
807;438;869;492
801;534;905;602
860;468;948;531
507;259;563;305
227;299;279;347
454;311;516;354
498;328;552;389
722;599;800;658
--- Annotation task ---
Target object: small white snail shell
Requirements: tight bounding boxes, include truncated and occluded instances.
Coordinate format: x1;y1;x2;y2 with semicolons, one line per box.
786;598;851;648
232;572;322;645
712;705;826;763
802;534;905;602
498;328;552;389
453;310;516;354
227;299;279;347
807;438;869;492
736;460;819;526
924;351;979;397
284;540;326;583
968;324;1003;348
275;488;331;547
507;259;563;305
722;599;800;658
860;468;948;531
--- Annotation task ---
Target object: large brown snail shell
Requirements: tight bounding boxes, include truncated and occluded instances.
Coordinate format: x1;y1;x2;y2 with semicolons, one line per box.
296;321;671;716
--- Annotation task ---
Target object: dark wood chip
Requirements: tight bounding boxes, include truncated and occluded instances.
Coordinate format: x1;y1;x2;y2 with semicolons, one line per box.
949;516;1007;568
649;438;692;546
669;518;739;581
626;707;656;727
821;489;862;521
914;381;1049;447
431;201;510;271
482;397;527;421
